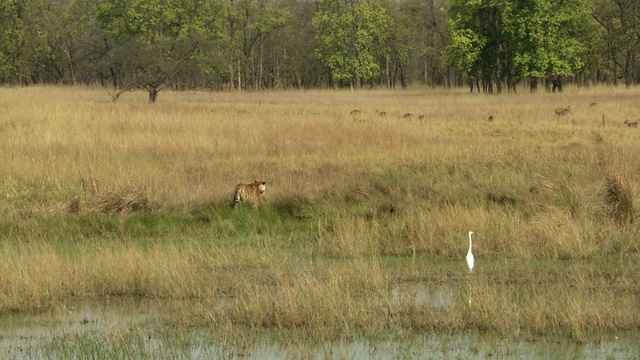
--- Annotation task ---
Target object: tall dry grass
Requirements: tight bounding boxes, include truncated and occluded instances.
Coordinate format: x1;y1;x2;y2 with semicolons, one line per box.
1;85;633;209
1;85;640;340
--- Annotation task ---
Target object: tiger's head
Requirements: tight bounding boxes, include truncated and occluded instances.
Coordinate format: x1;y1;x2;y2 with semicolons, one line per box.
254;180;267;194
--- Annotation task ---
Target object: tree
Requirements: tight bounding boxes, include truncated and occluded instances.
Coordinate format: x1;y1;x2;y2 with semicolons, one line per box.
590;0;640;86
507;0;591;91
0;0;54;84
446;0;590;93
446;0;514;93
0;0;27;83
223;0;290;90
313;0;392;89
95;0;223;102
396;0;450;88
444;28;486;92
268;0;321;88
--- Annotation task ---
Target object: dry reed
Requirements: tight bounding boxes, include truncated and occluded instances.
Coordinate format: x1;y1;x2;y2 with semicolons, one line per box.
603;171;635;225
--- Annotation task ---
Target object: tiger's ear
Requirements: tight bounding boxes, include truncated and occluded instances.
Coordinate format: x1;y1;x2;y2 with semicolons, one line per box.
262;181;267;185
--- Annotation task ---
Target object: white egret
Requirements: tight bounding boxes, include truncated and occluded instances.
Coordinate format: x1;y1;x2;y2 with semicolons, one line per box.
466;231;474;273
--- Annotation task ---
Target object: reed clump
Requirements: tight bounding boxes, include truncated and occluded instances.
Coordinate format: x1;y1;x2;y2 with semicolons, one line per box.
603;171;635;225
88;188;151;214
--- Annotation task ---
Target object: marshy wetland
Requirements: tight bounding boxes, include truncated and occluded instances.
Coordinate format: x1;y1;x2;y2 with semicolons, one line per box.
0;86;639;357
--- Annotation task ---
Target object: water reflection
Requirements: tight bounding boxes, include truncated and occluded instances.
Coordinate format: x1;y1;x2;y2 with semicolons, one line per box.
0;294;638;359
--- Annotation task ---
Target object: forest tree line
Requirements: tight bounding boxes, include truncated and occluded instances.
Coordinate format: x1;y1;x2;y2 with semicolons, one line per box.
0;0;638;100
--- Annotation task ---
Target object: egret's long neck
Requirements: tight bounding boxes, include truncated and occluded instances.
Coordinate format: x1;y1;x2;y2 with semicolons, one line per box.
468;234;473;253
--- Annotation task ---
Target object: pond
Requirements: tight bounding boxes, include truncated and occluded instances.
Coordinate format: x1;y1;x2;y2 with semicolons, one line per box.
0;294;637;359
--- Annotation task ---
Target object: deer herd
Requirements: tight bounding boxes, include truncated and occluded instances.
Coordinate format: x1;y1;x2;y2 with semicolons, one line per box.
347;103;638;128
553;104;638;128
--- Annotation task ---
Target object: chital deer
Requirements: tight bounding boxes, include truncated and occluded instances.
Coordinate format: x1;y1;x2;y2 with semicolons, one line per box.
554;106;571;116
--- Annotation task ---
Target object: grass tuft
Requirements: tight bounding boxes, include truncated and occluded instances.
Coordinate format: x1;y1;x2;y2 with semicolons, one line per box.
603;171;635;225
88;188;152;214
272;194;314;219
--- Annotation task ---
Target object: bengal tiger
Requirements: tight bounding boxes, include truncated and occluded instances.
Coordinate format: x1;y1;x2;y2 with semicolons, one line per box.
230;180;267;209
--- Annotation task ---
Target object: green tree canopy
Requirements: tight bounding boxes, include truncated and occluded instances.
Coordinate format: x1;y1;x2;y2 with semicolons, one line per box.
223;0;291;90
446;0;591;92
0;0;52;84
313;0;392;89
0;0;639;91
590;0;640;86
96;0;223;101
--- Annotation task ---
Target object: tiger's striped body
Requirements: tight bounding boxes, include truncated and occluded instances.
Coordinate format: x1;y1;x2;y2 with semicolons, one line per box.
230;180;267;209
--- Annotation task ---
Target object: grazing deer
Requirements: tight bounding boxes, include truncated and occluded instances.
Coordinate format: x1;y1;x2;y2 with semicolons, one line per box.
418;114;425;120
487;115;494;122
554;107;571;116
589;102;597;107
375;110;386;117
349;109;361;115
623;120;639;128
403;113;413;119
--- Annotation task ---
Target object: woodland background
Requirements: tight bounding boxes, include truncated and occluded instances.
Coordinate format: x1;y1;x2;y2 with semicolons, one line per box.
1;0;639;100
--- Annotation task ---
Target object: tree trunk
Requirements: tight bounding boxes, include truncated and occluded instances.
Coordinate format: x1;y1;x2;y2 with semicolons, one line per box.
62;47;76;85
624;50;632;88
399;63;407;89
282;45;287;89
258;34;264;90
237;59;242;91
229;55;234;91
148;87;159;103
386;56;390;88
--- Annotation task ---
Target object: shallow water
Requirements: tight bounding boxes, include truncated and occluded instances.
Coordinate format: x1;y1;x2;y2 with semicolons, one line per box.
0;295;638;359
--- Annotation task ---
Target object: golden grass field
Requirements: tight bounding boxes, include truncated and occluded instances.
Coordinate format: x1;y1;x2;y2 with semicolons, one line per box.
0;85;639;344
